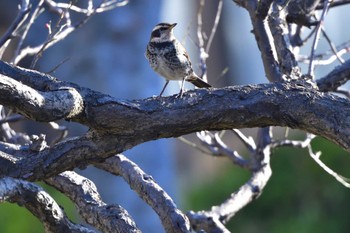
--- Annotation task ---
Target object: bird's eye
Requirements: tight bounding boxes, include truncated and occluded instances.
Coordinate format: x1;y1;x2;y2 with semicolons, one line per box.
151;29;161;38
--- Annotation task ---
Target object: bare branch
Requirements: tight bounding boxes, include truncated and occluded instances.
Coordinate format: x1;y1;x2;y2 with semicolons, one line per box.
0;0;30;50
98;0;129;12
95;155;191;233
271;133;350;188
1;0;350;231
196;0;223;81
0;113;25;125
188;128;272;232
334;89;350;98
307;0;331;77
307;145;350;188
297;48;349;65
196;0;209;81
232;129;256;153
14;26;75;64
0;177;96;233
178;136;213;154
297;22;348;67
244;1;283;82
48;122;68;145
12;0;45;63
44;0;129;14
256;0;273;19
13;0;128;64
317;58;350;92
44;0;72;26
1;61;350;151
321;28;345;64
317;0;350;9
271;133;316;148
0;74;84;121
205;0;223;54
268;3;300;78
196;131;250;168
46;171;140;233
0;133;112;180
0;106;29;144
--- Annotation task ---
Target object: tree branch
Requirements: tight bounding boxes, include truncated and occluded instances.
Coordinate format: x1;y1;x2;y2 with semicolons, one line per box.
317;0;350;9
317;58;350;91
0;59;349;183
0;0;30;49
240;1;283;82
46;171;140;233
308;0;331;77
188;128;272;232
0;177;95;233
0;75;84;121
268;3;300;78
95;155;191;233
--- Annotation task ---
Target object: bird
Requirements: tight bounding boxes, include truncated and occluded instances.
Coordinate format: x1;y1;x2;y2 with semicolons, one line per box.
145;22;211;97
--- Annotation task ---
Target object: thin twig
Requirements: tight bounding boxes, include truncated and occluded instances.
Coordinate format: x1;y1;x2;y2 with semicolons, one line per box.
48;122;68;146
316;0;350;9
14;0;128;64
196;0;208;81
232;129;256;153
30;3;71;68
205;0;223;54
44;0;72;26
307;0;331;77
178;136;212;154
321;28;345;64
297;46;350;65
196;0;223;81
12;0;45;64
0;115;25;125
188;128;272;231
0;0;31;57
196;131;250;168
46;57;70;74
271;134;316;148
308;145;350;188
302;26;317;45
44;0;128;14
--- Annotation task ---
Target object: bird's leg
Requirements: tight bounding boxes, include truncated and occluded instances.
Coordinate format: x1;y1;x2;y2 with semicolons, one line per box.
159;80;169;97
177;77;186;98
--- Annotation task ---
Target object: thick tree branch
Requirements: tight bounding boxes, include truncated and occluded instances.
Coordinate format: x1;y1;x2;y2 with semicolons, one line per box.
46;171;140;233
0;61;350;182
95;155;191;233
235;0;283;82
0;132;120;180
0;75;84;121
268;3;300;78
317;59;350;91
0;177;95;233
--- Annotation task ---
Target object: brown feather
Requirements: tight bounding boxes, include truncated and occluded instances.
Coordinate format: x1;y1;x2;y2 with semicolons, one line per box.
187;74;211;88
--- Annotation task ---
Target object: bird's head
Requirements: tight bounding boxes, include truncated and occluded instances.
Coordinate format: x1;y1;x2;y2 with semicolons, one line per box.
149;23;177;42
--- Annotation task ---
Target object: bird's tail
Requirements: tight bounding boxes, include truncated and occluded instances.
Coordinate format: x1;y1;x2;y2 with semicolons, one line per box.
187;74;211;88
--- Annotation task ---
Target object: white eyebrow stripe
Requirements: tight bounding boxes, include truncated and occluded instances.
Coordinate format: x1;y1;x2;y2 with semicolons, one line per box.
152;25;166;32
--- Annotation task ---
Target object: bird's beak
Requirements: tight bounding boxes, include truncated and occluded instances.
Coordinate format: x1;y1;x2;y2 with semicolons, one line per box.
169;23;177;30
